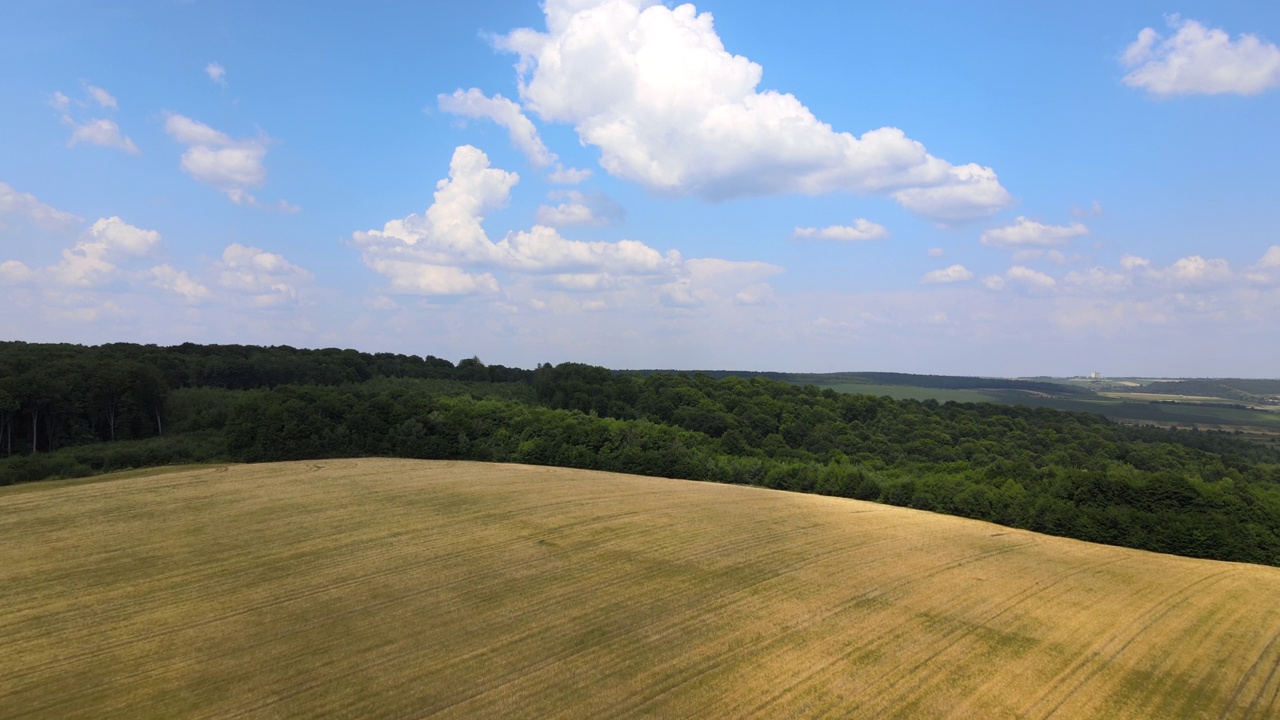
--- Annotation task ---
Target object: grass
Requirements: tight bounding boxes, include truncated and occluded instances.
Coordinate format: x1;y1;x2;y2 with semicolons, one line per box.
3;459;1280;718
815;382;1003;404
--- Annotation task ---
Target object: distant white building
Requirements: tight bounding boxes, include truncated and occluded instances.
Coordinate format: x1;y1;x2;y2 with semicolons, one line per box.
1089;371;1101;380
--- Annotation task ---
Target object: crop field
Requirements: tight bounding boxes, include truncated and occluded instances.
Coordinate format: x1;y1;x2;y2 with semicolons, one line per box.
4;460;1280;718
811;382;1003;404
807;375;1280;434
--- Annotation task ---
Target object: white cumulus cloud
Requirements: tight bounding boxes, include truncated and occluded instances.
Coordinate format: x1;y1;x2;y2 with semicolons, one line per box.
353;145;675;294
495;0;1012;221
1123;16;1280;96
63;117;140;154
216;243;313;307
41;217;162;287
1005;265;1057;290
981;216;1090;249
352;145;778;306
164;113;294;210
792;218;889;242
52;84;138;154
0;260;32;284
921;264;974;284
1120;254;1151;271
150;264;210;302
1157;255;1232;286
1258;246;1280;268
1245;246;1280;285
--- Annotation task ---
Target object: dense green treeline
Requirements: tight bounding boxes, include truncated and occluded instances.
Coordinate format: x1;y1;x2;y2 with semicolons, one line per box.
0;341;530;454
3;343;1280;565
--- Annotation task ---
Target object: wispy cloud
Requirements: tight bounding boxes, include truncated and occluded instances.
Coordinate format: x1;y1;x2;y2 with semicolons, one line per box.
981;217;1089;249
50;84;139;154
792;219;889;242
205;62;227;86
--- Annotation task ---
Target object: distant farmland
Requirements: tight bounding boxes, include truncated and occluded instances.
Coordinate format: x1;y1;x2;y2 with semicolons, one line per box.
4;460;1280;718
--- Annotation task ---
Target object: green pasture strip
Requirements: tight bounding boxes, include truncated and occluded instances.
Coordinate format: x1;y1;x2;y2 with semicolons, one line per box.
812;382;1003;404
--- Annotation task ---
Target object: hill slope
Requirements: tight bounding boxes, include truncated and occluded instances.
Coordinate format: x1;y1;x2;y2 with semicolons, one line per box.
3;459;1279;718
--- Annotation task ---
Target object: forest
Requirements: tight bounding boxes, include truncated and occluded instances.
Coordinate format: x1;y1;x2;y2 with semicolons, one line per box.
3;341;1280;566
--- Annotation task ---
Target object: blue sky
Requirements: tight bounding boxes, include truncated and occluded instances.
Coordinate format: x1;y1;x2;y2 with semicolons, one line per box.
2;1;1279;376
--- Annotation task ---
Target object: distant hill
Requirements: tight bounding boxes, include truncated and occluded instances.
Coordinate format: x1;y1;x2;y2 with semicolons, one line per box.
1141;379;1280;403
628;369;1092;396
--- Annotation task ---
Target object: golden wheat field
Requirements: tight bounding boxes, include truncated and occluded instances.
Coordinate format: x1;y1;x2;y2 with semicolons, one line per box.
3;459;1280;719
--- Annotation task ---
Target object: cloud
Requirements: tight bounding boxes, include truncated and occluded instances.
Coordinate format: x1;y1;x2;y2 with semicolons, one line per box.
1072;200;1104;219
1245;246;1280;285
52;85;139;154
0;182;83;230
927;247;944;258
165;114;266;185
1011;249;1069;266
535;190;625;227
0;201;328;337
0;260;32;284
495;0;1012;221
547;165;593;184
663;258;782;307
890;165;1013;223
352;145;777;307
63;117;140;154
205;62;227;86
2;198;172;293
1120;254;1151;271
439;88;558;168
792;218;889;242
150;264;210;302
226;189;300;213
216;243;313;306
53;217;161;286
353;146;675;288
84;84;118;109
986;252;1241;297
1259;246;1280;268
1122;16;1280;96
164;113;293;209
1000;265;1057;291
1065;267;1128;291
921;264;974;284
1156;255;1232;286
981;216;1089;249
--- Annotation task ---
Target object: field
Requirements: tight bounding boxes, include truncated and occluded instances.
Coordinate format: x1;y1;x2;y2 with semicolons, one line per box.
809;382;1004;404
801;376;1280;436
4;460;1280;718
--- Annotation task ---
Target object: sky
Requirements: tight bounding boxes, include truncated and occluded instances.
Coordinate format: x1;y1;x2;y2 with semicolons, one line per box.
2;1;1279;377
